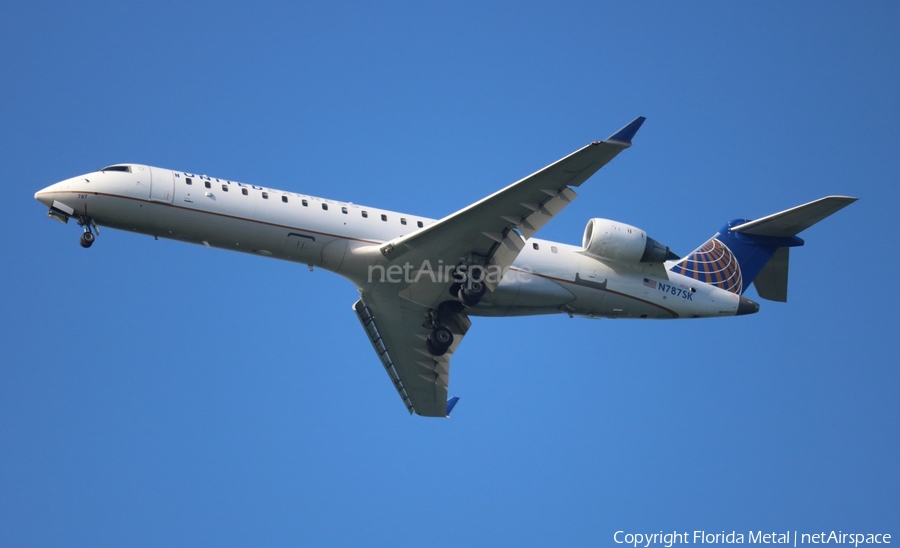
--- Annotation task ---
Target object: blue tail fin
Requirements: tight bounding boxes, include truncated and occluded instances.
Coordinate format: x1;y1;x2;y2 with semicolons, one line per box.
669;227;802;295
669;196;856;300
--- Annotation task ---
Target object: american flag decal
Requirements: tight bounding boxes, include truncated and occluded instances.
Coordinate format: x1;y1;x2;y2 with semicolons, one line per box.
643;278;657;289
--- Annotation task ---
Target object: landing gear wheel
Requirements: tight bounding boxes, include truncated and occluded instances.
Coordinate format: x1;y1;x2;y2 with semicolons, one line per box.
448;282;462;299
77;216;98;249
436;300;465;325
80;232;95;248
426;325;454;356
458;279;487;307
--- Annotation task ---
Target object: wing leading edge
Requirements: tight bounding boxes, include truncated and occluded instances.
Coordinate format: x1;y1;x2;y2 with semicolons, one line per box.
380;116;647;284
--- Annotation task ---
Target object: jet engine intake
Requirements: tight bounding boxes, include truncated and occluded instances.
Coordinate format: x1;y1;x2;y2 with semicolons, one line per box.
582;218;677;263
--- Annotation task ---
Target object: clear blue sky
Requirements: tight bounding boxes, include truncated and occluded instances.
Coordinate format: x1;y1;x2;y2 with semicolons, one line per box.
2;2;898;546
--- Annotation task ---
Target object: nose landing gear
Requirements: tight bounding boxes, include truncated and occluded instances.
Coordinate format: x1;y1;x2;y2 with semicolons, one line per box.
77;217;99;248
79;231;95;248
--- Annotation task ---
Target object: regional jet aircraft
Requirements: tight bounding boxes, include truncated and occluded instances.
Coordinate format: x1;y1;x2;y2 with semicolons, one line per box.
35;117;856;417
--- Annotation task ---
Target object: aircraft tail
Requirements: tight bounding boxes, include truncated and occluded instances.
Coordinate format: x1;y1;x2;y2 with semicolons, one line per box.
669;196;856;302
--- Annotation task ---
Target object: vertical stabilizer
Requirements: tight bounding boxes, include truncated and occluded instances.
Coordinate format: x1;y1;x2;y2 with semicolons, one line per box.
752;247;790;302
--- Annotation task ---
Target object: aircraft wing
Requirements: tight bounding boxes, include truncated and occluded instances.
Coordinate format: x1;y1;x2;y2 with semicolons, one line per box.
379;116;646;292
355;117;644;416
354;290;470;417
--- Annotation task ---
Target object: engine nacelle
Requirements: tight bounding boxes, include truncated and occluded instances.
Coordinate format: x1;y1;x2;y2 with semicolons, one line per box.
582;218;676;263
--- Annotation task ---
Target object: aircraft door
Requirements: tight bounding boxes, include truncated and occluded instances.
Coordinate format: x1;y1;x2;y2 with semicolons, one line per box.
149;167;175;203
284;232;319;265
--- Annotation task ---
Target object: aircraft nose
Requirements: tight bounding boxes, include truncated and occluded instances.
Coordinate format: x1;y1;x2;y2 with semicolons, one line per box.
35;177;77;207
736;295;760;316
35;184;57;207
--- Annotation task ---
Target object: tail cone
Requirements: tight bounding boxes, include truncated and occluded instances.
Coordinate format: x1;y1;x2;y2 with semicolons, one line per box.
737;296;760;316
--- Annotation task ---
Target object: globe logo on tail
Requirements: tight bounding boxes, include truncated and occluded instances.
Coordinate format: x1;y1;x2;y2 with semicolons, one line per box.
669;238;743;294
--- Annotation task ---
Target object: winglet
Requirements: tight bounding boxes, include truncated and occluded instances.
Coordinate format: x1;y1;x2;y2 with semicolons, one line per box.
606;116;646;144
445;397;460;417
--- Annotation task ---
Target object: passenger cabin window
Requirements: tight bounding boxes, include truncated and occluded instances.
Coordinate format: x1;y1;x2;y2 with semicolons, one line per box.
362;211;368;218
400;218;407;225
262;192;268;199
322;203;328;211
551;246;558;253
533;243;540;250
221;184;229;192
99;165;132;173
185;178;192;185
241;188;248;196
381;214;387;222
282;196;288;203
302;199;308;207
205;181;211;189
417;221;424;228
341;206;348;214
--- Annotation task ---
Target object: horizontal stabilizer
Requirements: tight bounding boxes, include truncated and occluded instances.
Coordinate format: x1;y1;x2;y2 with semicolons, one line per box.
732;196;857;237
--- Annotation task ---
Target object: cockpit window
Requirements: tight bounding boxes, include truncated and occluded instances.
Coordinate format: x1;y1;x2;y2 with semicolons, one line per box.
99;165;132;173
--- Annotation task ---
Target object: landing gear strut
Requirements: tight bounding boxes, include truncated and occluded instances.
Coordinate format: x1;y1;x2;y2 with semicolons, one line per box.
77;217;98;248
425;302;464;357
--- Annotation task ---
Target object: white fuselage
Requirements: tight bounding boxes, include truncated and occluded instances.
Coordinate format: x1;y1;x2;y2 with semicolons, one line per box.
35;165;745;320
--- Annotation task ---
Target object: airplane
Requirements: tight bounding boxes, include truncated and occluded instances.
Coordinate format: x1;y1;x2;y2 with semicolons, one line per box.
34;117;856;418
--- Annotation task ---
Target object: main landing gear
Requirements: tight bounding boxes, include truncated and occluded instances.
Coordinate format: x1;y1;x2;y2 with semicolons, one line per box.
77;217;98;248
425;267;489;357
426;300;464;357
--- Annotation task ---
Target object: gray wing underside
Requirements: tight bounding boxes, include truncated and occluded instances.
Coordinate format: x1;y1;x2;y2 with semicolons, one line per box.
354;291;470;417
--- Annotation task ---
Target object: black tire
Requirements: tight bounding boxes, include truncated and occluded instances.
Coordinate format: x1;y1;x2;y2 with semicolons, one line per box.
426;338;446;356
448;282;462;299
427;325;454;356
436;300;465;324
458;280;486;307
80;232;95;248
